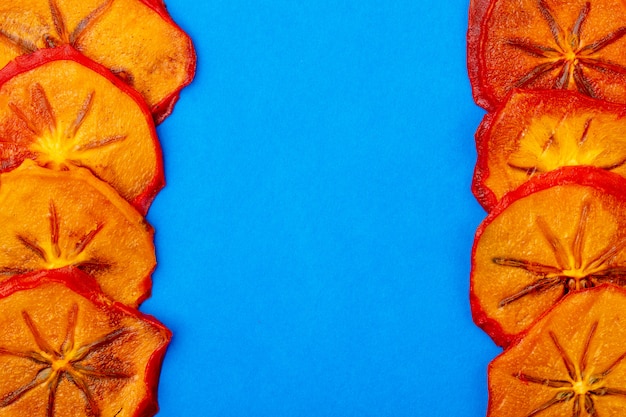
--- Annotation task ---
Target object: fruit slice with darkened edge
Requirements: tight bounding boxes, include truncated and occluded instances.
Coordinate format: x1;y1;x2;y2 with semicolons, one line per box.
473;89;626;211
468;0;626;111
0;160;156;308
488;285;626;416
0;0;195;123
471;166;626;347
0;45;163;215
0;268;170;417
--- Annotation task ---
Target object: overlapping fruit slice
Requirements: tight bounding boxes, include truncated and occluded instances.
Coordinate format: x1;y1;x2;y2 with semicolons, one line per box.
488;285;626;416
0;160;156;308
0;268;170;417
468;0;626;111
473;89;626;211
471;166;626;347
0;46;163;214
0;0;195;122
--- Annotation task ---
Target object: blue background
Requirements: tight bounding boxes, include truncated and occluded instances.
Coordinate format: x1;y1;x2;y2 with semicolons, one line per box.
142;1;501;416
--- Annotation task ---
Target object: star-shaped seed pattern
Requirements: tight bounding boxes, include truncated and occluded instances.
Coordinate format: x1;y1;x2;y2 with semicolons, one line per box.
0;0;112;55
494;200;626;307
505;116;626;177
0;304;133;416
507;0;626;97
514;322;626;416
7;82;127;169
0;200;110;276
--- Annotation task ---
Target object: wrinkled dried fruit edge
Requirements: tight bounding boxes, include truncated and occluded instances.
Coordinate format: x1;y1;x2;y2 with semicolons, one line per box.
467;0;498;111
0;45;165;216
470;166;626;348
140;0;197;124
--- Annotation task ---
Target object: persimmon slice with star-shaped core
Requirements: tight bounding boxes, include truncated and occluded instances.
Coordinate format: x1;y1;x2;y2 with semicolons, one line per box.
468;0;626;111
471;166;626;347
473;89;626;211
0;46;163;215
0;0;195;123
488;285;626;416
0;160;155;308
0;268;170;417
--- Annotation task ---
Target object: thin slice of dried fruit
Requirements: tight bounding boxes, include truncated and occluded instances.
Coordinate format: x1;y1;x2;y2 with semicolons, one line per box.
0;46;163;214
468;0;626;111
0;160;155;308
488;285;626;416
0;268;170;417
0;0;195;123
471;166;626;347
473;89;626;211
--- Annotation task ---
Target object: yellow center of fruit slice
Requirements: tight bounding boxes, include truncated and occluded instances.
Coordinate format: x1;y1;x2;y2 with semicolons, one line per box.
488;287;626;416
472;177;626;344
0;161;156;307
476;90;626;209
0;273;170;417
0;57;162;213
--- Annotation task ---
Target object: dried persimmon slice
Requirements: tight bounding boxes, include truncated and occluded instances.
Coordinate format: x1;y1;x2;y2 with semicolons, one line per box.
488;285;626;416
471;166;626;347
468;0;626;111
473;89;626;211
0;46;163;214
0;0;195;123
0;268;170;417
0;160;155;308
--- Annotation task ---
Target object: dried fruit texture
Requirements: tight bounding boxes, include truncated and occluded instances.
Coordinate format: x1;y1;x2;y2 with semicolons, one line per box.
471;167;626;347
488;286;626;416
468;0;626;111
0;0;195;123
0;268;170;417
0;46;163;214
0;160;155;308
473;89;626;211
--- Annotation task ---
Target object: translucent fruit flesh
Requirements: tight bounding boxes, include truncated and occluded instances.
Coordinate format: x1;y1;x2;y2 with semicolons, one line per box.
0;0;195;122
471;167;626;347
0;160;156;308
0;269;170;417
473;89;626;211
0;46;163;214
488;286;626;416
468;0;626;111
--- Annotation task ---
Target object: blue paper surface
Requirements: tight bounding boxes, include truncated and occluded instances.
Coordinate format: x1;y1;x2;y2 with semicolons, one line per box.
142;1;501;415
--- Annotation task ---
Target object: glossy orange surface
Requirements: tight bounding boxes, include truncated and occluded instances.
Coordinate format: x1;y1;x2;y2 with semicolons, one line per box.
471;167;626;347
0;268;170;417
0;161;156;308
488;286;626;416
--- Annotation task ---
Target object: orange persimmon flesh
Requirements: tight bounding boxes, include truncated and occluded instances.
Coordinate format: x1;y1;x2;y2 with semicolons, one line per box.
0;46;163;215
0;160;155;308
471;167;626;347
468;0;626;111
473;89;626;211
488;285;626;416
0;268;170;417
0;0;196;122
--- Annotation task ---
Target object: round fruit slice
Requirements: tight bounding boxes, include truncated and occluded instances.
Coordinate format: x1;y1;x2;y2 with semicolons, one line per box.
468;0;626;111
471;166;626;347
0;160;156;308
488;285;626;416
0;0;195;123
0;268;170;417
0;46;163;215
473;89;626;211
